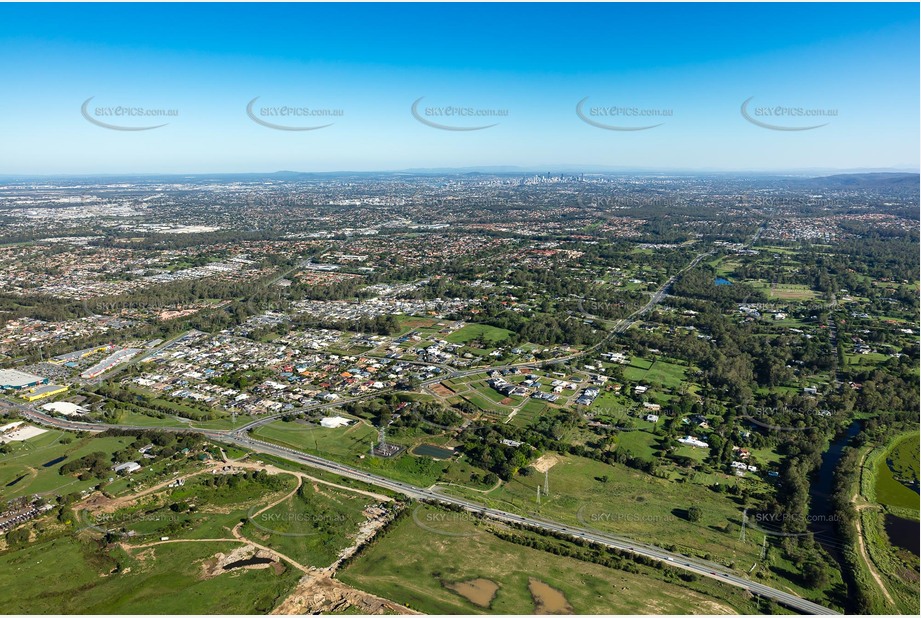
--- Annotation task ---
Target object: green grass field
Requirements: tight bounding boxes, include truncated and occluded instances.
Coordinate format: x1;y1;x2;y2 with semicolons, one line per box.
887;433;920;487
616;431;659;460
622;358;689;389
444;454;751;558
242;482;382;568
109;409;243;431
445;323;513;345
0;431;135;501
0;534;299;613
253;420;454;487
395;316;439;331
875;432;920;512
120;385;232;421
475;382;516;404
508;399;548;428
436;460;497;490
844;352;889;367
591;391;634;416
460;392;504;414
69;468;296;541
749;282;818;301
0;452;413;613
438;453;842;604
3;450;320;610
1;429;450;613
339;504;756;614
108;410;191;428
856;437;920;614
626;357;654;370
716;260;741;277
254;420;377;461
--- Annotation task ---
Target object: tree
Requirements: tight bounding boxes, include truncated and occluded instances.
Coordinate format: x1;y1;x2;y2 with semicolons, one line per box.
687;506;702;522
5;527;30;547
801;561;828;589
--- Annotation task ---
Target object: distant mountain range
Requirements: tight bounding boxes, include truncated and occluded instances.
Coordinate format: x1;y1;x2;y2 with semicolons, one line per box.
1;170;918;186
394;166;920;176
789;172;920;190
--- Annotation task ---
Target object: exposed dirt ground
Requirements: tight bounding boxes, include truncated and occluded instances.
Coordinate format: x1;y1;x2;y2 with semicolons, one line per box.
271;569;418;615
200;545;280;579
532;453;562;473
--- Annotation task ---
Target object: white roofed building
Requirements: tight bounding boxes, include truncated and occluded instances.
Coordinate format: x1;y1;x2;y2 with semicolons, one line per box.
320;416;352;428
41;401;88;416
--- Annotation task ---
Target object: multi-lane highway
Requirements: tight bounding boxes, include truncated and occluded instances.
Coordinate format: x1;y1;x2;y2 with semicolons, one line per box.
11;406;837;615
2;233;838;614
228;434;837;615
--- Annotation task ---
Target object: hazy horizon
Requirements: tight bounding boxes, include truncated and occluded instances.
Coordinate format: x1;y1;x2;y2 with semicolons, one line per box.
1;167;919;180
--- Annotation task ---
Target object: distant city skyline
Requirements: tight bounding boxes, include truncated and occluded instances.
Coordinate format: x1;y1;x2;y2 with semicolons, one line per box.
0;2;918;174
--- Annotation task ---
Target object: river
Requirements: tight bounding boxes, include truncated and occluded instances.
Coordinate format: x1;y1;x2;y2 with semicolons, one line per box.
803;420;861;612
808;420;861;561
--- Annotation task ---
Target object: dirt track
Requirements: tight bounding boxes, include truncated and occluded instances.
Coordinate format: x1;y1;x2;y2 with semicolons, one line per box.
853;507;894;605
80;454;404;613
853;448;894;606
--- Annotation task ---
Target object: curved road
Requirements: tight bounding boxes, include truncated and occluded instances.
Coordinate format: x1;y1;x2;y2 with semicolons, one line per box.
3;232;836;614
12;405;837;615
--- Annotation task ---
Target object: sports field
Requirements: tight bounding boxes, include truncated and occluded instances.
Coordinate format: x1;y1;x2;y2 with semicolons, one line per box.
749;282;818;301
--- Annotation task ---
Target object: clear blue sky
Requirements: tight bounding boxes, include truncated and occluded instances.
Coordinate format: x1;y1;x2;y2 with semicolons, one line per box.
0;2;917;173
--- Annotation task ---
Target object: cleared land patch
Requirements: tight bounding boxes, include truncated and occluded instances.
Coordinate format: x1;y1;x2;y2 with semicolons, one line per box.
339;504;749;615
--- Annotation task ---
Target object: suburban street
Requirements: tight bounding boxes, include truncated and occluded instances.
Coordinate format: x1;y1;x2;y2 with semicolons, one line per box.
12;405;838;616
1;231;840;615
3;5;915;613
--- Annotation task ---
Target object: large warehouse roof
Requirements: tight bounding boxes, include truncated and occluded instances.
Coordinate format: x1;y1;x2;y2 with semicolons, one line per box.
0;369;46;389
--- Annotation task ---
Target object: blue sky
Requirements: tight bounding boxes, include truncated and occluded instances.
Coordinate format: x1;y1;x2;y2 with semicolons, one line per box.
0;2;917;174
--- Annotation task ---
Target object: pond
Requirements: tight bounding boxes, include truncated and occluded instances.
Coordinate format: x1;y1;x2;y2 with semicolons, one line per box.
884;514;920;556
42;456;66;468
714;277;732;285
412;444;455;459
528;578;573;614
5;474;27;487
445;578;499;607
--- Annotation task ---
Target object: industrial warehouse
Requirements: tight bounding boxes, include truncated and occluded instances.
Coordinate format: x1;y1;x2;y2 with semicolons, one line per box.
0;369;48;391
